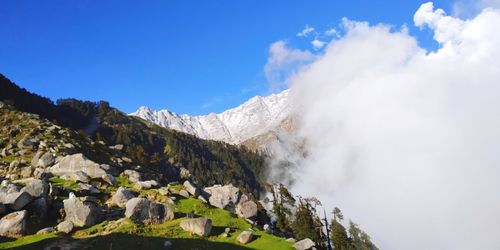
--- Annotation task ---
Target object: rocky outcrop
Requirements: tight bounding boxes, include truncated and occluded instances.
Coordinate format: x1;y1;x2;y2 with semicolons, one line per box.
63;193;103;227
125;198;174;224
111;187;135;207
294;238;316;250
49;154;107;181
179;218;212;237
236;230;254;244
0;210;27;238
203;184;240;210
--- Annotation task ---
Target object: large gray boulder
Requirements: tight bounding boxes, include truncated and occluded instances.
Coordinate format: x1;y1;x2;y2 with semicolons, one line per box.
183;180;199;197
235;194;258;219
125;198;174;224
0;210;27;238
294;238;316;250
63;193;103;227
2;191;33;210
49;154;107;180
19;178;49;198
203;184;241;210
236;230;254;244
179;218;212;237
111;187;135;207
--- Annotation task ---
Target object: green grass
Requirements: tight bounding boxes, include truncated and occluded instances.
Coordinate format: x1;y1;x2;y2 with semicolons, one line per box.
48;177;79;190
0;195;293;250
0;233;58;250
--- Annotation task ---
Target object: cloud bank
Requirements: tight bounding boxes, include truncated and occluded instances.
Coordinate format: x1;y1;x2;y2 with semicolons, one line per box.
270;2;500;249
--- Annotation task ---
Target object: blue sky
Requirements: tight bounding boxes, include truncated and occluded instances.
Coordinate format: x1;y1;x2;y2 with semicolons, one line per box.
0;0;457;115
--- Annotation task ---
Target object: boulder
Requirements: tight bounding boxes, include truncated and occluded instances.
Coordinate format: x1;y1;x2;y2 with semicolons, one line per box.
0;210;27;238
57;220;74;234
19;178;49;198
203;184;241;210
178;190;190;198
123;169;142;183
17;137;37;151
63;193;103;227
164;240;173;248
32;151;55;168
294;238;316;250
20;166;34;178
3;191;33;210
49;154;107;180
38;152;55;167
133;180;159;190
183;180;199;197
179;218;212;237
235;195;258;219
179;167;191;179
111;187;135;207
236;230;254;244
125;198;174;224
286;238;297;243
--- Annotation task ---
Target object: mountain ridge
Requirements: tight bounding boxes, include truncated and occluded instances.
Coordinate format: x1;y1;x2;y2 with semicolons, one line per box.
131;90;291;145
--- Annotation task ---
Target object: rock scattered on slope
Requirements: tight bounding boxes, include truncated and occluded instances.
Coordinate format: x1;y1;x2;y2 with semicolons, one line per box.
183;180;199;197
236;230;254;244
203;184;240;210
49;153;107;180
235;194;258;219
294;238;316;250
133;180;159;190
125;198;174;224
123;169;142;183
63;193;103;227
111;187;135;207
57;220;74;234
179;217;212;237
0;210;27;238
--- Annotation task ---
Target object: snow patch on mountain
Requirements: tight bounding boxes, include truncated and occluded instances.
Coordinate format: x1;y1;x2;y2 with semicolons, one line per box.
131;90;290;144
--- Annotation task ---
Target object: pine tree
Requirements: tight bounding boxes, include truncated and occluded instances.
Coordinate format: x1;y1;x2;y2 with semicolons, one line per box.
348;220;378;250
291;197;325;247
331;207;351;250
271;184;295;237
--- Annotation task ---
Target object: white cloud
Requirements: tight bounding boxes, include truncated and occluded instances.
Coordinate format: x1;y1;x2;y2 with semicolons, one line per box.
269;2;500;250
324;28;338;36
264;40;315;91
297;24;315;37
311;39;326;50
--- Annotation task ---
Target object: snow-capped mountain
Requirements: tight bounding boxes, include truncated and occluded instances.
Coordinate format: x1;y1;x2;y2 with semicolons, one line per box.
131;90;290;144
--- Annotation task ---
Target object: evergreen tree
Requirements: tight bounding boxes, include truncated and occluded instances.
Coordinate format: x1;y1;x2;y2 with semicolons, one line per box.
331;207;351;250
291;196;325;247
271;184;295;237
348;221;378;250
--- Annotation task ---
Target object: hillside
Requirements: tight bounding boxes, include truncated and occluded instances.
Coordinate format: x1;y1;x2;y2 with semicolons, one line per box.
0;74;266;197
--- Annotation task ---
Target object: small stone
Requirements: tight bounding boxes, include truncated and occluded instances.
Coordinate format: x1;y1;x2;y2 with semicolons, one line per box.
164;240;173;248
37;227;55;235
178;190;190;198
0;210;27;238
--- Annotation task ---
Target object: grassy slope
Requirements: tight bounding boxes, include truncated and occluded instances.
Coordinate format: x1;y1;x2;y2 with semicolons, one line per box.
0;146;289;250
0;195;292;250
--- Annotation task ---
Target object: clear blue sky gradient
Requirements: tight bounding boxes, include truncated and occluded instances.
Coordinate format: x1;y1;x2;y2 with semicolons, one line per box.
0;0;456;115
